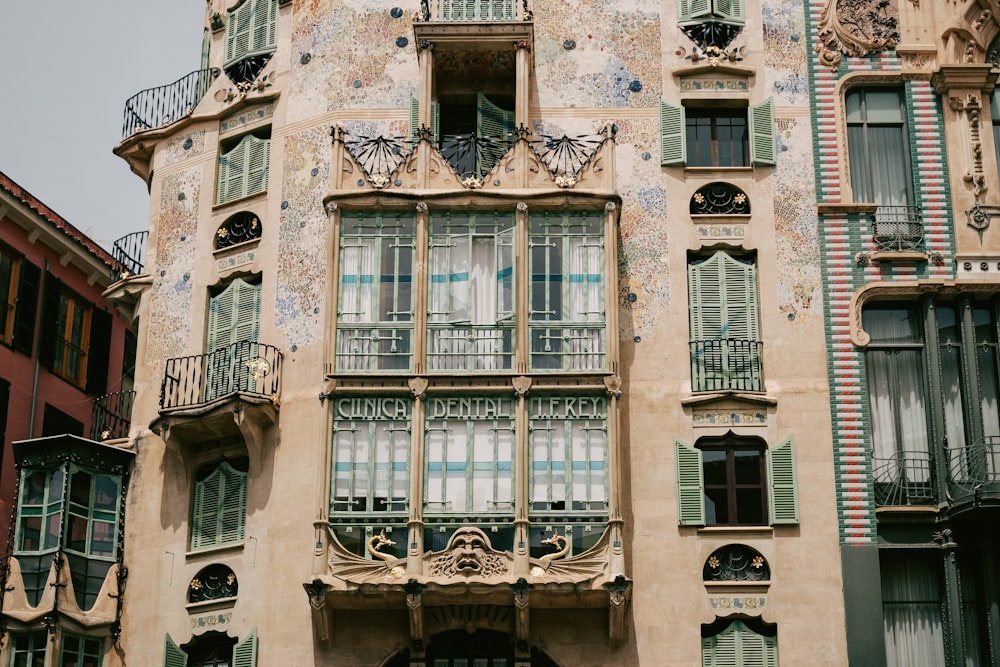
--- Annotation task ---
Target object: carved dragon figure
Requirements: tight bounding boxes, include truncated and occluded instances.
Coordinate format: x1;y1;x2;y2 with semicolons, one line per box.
539;529;570;563
367;529;398;562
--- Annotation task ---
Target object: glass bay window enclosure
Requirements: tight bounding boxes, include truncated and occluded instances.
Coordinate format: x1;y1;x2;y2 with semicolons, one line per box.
329;394;609;558
863;296;1000;506
334;207;611;375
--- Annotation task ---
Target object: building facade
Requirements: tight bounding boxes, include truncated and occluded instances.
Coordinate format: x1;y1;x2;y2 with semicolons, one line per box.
0;172;135;533
0;1;855;665
807;0;1000;665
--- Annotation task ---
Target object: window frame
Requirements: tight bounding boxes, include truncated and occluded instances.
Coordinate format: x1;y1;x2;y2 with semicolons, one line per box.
59;633;103;667
10;632;48;667
699;442;767;526
845;86;914;207
660;98;775;167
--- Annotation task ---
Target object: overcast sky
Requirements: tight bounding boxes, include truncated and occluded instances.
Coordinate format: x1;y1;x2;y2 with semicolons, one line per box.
2;3;205;249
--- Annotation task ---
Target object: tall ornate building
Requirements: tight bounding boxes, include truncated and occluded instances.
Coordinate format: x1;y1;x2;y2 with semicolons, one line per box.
807;0;1000;665
2;1;851;665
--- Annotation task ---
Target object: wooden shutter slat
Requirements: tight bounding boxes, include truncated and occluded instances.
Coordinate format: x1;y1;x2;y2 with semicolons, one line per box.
768;437;799;524
660;101;686;166
409;96;420;141
232;628;258;667
675;438;705;525
749;97;777;166
164;634;187;667
12;258;40;355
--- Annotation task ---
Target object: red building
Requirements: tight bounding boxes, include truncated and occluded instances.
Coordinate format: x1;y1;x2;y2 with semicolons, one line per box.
0;171;135;534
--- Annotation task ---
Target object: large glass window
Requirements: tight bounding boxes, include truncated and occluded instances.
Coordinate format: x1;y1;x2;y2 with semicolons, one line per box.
660;99;775;167
336;213;415;372
880;551;945;667
330;398;410;516
59;634;103;667
10;632;47;667
847;88;912;206
427;213;514;372
701;443;766;526
424;397;515;517
529;212;605;371
686;109;748;167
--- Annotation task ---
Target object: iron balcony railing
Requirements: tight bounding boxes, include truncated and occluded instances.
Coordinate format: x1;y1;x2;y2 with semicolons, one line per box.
160;341;281;411
90;390;135;441
947;437;1000;500
529;325;606;372
122;67;220;140
872;450;937;506
426;324;515;372
872;205;924;253
335;326;413;373
438;133;515;179
422;0;521;21
111;231;148;281
689;339;763;392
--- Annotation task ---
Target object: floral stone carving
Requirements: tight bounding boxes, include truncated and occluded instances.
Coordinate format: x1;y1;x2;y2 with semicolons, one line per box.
815;0;900;69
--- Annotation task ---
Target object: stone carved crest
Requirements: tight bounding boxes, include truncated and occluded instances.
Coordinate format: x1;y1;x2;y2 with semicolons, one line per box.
428;527;510;578
815;0;900;69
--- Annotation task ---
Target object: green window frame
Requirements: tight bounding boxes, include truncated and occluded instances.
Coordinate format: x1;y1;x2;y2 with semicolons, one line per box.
217;133;271;204
427;213;515;372
702;621;778;667
16;467;65;555
330;398;410;516
10;632;47;667
59;634;103;667
675;437;798;526
439;0;516;21
424;397;515;517
528;212;606;371
528;396;608;518
224;0;278;67
191;460;249;550
660;99;775;167
688;251;762;392
336;213;415;372
205;277;262;401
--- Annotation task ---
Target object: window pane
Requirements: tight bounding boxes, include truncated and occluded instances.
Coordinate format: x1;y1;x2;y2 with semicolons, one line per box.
704;487;729;525
881;552;946;667
733;449;762;485
735;488;765;524
702;450;728;486
864;90;904;122
864;308;922;344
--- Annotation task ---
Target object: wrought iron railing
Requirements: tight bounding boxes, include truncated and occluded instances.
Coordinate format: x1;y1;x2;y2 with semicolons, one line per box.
872;205;924;253
160;341;281;410
111;231;148;280
439;133;515;178
335;326;413;373
121;67;220;139
872;450;937;506
947;437;1000;499
423;0;521;21
529;325;606;372
90;390;135;441
426;324;514;372
689;339;763;392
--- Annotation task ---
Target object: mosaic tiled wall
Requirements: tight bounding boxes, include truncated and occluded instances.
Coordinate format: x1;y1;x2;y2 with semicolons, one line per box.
148;169;201;363
277;126;331;351
805;0;955;545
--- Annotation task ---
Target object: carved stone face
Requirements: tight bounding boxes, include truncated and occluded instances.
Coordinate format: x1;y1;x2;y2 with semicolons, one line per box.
449;527;490;573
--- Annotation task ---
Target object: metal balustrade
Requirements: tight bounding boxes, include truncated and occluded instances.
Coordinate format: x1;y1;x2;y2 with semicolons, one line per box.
426;325;514;372
422;0;521;21
160;341;281;410
872;450;937;506
872;205;924;253
90;390;135;441
438;133;515;178
529;325;606;372
689;339;763;392
111;231;148;280
121;68;220;139
948;437;1000;498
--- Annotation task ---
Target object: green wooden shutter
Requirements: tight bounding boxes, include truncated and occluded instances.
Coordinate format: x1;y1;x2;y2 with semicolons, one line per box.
225;0;254;65
251;0;278;55
430;101;440;144
749;97;776;166
681;0;712;20
192;468;222;548
721;252;759;342
768;436;799;524
660;101;686;166
245;136;271;197
477;93;515;173
675;438;705;525
208;278;261;352
219;462;249;544
164;634;187;667
218;138;249;204
233;628;258;667
714;0;745;21
409;96;420;141
12;257;40;355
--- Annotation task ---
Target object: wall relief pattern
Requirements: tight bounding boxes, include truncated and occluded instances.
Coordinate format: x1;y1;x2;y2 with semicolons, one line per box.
814;0;900;69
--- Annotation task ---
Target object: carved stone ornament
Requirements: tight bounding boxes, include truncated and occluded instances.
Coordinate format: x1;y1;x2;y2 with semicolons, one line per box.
428;527;510;578
303;579;332;609
512;376;532;398
814;0;900;70
409;377;429;401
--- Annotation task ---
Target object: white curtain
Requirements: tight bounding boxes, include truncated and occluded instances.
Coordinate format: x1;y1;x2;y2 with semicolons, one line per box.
567;236;604;370
881;554;946;667
338;238;376;370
